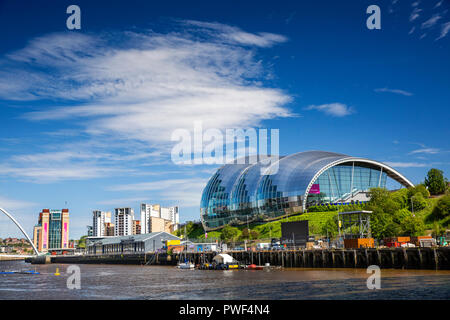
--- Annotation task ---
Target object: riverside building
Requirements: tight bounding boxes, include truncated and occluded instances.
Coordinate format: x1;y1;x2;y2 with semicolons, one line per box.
114;207;134;236
33;209;70;253
140;204;179;234
92;210;112;237
200;150;414;230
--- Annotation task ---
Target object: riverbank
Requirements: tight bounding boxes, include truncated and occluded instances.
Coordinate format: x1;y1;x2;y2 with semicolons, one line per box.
0;255;26;261
2;260;450;300
26;247;450;270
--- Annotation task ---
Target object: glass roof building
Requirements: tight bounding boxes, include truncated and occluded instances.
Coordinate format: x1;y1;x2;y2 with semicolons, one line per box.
200;151;414;230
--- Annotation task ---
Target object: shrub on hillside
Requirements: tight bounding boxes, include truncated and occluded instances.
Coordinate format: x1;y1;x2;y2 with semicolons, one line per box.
307;202;367;212
220;225;240;242
431;195;450;220
407;184;430;199
400;215;425;237
391;188;409;208
411;192;427;211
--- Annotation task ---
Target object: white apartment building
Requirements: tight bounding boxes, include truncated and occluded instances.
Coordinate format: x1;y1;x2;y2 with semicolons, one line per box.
140;204;179;234
92;210;112;237
114;207;134;236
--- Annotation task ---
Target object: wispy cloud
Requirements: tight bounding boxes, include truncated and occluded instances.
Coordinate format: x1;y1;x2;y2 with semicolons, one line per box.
304;103;354;117
434;1;443;9
421;14;442;29
0;23;292;150
0;196;37;211
183;20;288;47
384;161;429;168
0;21;294;183
436;22;450;40
409;147;441;155
107;178;207;207
410;7;422;22
0;164;131;183
374;88;413;96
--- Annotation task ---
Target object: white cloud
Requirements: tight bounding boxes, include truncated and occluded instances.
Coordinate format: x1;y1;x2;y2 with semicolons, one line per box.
0;164;131;183
0;22;293;183
421;15;442;29
409;148;441;155
304;103;354;117
436;22;450;40
107;178;207;207
374;88;413;96
384;162;429;168
0;23;292;151
410;7;422;22
183;20;288;47
0;196;37;211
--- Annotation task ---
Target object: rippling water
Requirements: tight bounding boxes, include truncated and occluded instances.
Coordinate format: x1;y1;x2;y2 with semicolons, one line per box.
1;260;449;300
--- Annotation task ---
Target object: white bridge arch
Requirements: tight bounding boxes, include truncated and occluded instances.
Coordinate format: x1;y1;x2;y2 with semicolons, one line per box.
0;207;40;255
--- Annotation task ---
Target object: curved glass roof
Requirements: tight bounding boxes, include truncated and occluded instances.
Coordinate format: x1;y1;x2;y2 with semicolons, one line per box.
200;150;414;230
255;151;349;198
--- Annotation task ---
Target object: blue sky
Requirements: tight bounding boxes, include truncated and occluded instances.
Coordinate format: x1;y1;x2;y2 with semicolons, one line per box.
0;0;449;239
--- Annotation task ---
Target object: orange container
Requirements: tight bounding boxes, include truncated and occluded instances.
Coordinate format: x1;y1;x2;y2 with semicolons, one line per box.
397;236;411;243
344;238;374;249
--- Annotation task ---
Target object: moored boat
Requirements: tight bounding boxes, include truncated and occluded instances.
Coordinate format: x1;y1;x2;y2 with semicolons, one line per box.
246;264;264;270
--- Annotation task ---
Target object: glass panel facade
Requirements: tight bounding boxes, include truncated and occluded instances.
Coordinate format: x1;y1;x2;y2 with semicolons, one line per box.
48;210;62;249
305;163;387;207
200;151;404;230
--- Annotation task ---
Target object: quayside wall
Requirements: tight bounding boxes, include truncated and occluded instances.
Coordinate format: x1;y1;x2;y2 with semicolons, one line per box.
26;247;450;270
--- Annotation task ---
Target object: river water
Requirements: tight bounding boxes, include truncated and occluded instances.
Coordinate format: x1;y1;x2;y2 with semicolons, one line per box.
0;260;449;300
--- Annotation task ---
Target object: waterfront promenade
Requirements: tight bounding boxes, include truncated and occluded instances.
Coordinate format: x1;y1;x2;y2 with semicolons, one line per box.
0;254;33;261
27;247;450;270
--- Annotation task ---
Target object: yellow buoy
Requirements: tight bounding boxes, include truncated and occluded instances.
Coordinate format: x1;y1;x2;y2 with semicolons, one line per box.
54;268;60;276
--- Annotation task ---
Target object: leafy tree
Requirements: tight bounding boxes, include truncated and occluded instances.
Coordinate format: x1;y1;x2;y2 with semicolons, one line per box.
77;235;87;248
321;216;338;237
432;194;450;220
368;187;391;207
391;188;409;208
432;221;444;237
400;215;425;236
240;228;250;240
369;208;399;240
410;192;427;211
250;230;259;239
392;208;411;225
424;169;446;195
220;225;239;242
407;184;430;199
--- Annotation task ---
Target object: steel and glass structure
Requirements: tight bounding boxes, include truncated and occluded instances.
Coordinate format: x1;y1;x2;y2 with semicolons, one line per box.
200;151;414;230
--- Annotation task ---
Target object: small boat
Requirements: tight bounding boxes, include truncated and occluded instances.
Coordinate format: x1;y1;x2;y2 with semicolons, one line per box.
16;270;40;275
0;270;40;275
177;261;195;269
246;264;264;270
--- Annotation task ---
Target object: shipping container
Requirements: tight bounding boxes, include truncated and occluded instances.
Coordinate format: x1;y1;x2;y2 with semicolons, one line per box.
344;238;374;248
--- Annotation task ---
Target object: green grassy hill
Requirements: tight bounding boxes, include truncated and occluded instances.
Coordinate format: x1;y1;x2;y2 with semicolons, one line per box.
176;211;338;241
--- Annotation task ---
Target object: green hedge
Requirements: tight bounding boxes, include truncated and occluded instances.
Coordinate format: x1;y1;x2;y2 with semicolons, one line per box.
307;202;368;212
